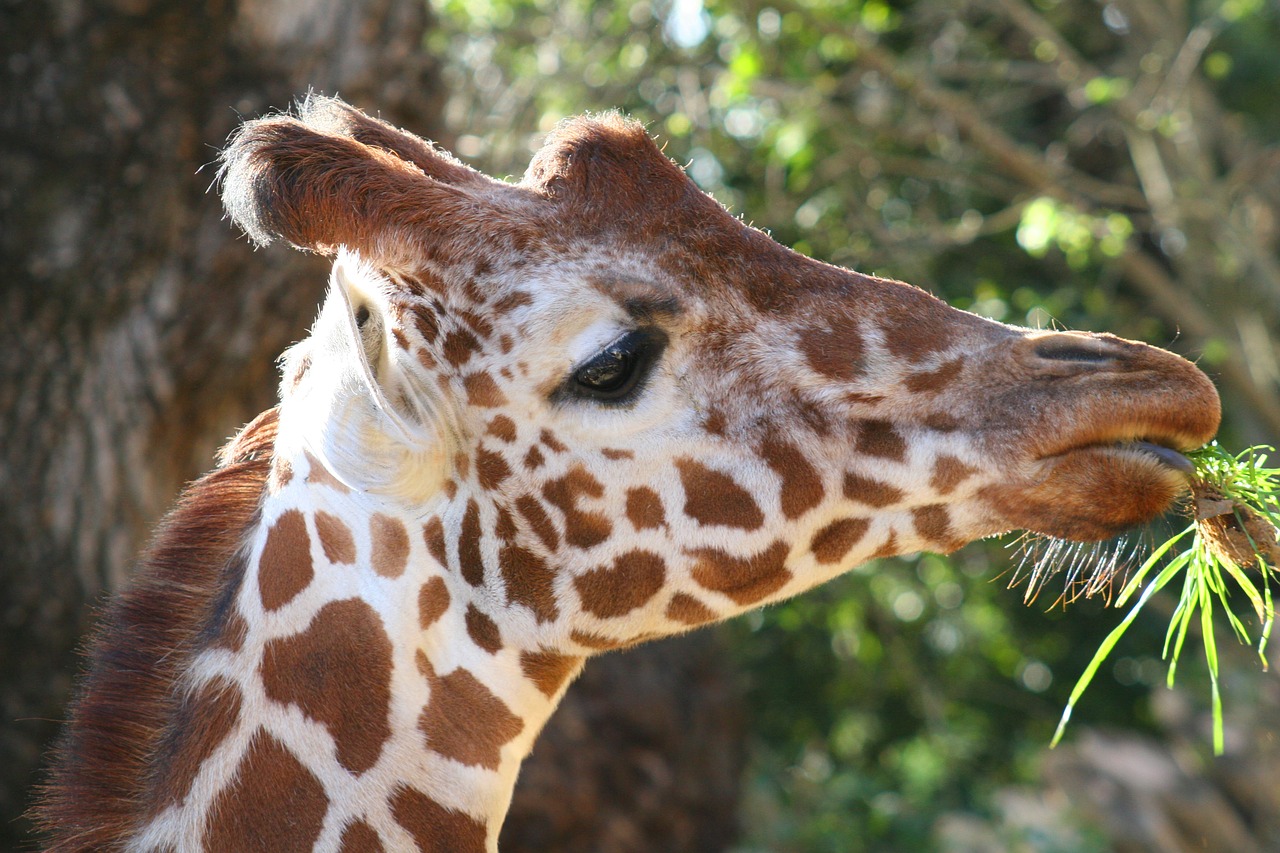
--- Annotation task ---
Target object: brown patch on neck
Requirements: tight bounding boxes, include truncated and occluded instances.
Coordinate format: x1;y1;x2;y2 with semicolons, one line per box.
519;650;584;698
258;508;314;610
203;730;329;851
304;449;351;492
391;785;488;853
416;652;524;770
665;593;718;626
675;459;765;531
339;819;386;852
688;540;792;605
624;486;666;530
855;420;907;462
33;409;279;851
573;551;667;618
542;466;612;548
316;511;357;564
370;513;411;578
809;518;870;565
147;676;243;813
930;455;979;495
260;598;395;774
465;604;503;654
758;435;824;519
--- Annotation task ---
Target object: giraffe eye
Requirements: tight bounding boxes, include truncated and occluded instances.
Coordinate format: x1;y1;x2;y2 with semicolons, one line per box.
565;329;666;403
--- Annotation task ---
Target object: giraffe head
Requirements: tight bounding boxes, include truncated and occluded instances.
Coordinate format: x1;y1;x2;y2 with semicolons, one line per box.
221;96;1219;651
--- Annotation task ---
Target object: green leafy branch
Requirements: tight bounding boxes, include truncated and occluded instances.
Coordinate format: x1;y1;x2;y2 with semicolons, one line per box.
1052;443;1280;754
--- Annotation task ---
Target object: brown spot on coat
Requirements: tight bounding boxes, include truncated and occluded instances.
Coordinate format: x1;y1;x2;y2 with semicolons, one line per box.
315;511;356;565
304;450;350;493
213;611;249;653
453;452;471;479
625;487;665;530
856;420;907;461
499;545;559;623
411;305;440;345
912;504;961;550
516;494;560;551
809;518;871;564
539;429;567;453
702;408;727;436
476;447;512;490
487;415;517;442
494;290;533;313
665;593;717;626
676;459;764;530
260;598;393;774
460;310;494;340
923;413;961;432
258;509;313;611
602;447;634;460
418;577;450;629
465;604;503;653
270;457;293;492
464;372;508;407
574;551;667;618
520;650;583;698
570;629;629;650
459;500;485;586
905;357;965;393
370;513;410;579
798;322;865;380
542;466;612;548
495;503;517;542
391;785;487;853
843;472;905;508
338;820;385;853
423;516;448;568
930;455;979;495
759;436;824;519
202;731;327;853
524;445;545;470
879;291;963;363
150;676;242;809
417;653;524;770
443;329;482;366
689;541;792;605
872;530;900;559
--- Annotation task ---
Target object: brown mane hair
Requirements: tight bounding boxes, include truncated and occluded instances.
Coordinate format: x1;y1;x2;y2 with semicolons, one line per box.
33;408;279;852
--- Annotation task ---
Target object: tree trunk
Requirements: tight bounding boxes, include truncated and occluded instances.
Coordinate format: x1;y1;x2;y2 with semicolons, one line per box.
0;1;741;848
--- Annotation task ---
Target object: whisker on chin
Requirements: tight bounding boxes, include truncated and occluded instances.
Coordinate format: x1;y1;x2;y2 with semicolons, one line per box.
1004;531;1148;608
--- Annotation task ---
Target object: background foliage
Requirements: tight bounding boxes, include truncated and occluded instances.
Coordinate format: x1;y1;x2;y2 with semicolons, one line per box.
428;0;1280;849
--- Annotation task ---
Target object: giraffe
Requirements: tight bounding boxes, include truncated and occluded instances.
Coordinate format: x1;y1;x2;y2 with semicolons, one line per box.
35;95;1220;852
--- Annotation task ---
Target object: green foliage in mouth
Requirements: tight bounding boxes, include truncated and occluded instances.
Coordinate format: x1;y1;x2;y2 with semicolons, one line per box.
1042;442;1280;754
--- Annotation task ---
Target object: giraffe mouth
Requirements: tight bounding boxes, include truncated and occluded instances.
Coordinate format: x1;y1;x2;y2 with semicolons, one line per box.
1122;440;1195;474
1036;435;1198;479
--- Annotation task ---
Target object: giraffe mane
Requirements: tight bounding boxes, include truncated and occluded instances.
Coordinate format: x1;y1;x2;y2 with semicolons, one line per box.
32;408;280;852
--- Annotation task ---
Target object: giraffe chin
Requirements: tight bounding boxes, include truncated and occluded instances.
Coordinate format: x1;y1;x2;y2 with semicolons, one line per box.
985;443;1193;542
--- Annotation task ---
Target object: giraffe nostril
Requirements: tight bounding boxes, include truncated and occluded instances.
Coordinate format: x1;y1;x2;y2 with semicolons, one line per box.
1031;336;1117;365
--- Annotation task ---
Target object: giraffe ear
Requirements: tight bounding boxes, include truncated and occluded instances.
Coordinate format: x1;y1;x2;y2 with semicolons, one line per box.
219;97;479;261
284;250;448;502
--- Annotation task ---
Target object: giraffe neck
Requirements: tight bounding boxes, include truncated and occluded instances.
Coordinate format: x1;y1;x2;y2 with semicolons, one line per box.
129;445;580;852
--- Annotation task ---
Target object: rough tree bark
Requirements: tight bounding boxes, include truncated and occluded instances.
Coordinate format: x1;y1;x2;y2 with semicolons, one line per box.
0;1;741;848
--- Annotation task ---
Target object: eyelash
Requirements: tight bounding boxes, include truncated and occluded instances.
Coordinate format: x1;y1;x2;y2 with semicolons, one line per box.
559;328;667;404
